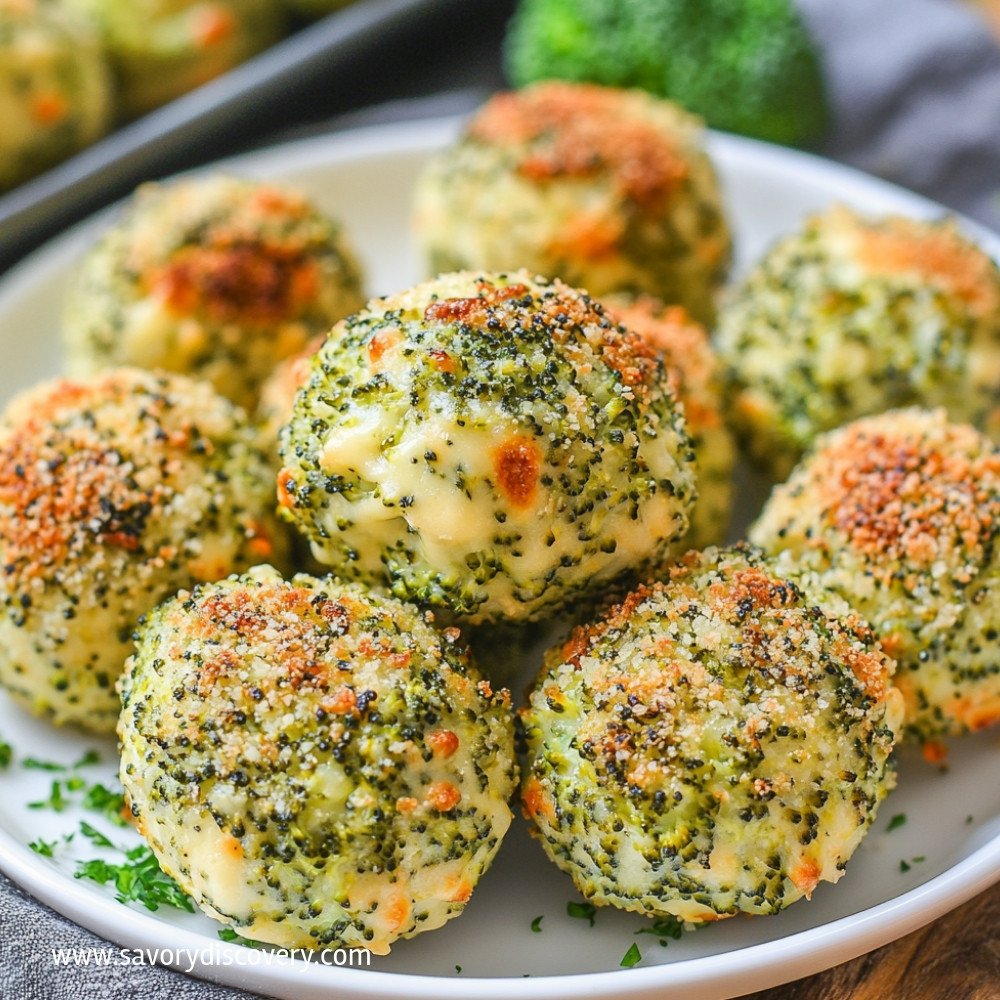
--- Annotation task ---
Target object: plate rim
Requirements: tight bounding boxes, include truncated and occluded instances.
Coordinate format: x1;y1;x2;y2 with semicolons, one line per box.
1;114;999;1000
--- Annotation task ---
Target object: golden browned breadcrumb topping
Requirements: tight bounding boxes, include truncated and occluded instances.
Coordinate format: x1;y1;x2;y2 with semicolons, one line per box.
606;296;719;427
135;185;323;327
842;208;1000;317
468;83;689;210
422;276;660;400
818;420;1000;575
0;376;194;587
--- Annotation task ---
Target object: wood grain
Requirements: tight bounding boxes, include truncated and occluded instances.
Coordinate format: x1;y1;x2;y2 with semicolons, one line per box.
742;881;1000;999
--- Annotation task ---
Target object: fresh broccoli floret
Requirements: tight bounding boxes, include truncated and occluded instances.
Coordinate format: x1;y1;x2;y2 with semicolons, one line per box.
504;0;828;148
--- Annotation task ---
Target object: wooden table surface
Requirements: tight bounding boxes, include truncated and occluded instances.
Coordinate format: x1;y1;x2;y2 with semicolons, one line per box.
742;881;1000;999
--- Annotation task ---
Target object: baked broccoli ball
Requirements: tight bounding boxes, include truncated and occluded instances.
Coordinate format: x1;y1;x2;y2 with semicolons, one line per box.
412;82;731;325
751;408;1000;741
521;545;902;922
0;368;286;732
119;566;517;953
61;0;282;117
716;206;1000;476
605;295;734;550
63;175;365;411
0;0;112;191
278;270;698;625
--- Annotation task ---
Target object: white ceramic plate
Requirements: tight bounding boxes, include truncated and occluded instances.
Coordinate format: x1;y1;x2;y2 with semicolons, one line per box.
0;118;999;1000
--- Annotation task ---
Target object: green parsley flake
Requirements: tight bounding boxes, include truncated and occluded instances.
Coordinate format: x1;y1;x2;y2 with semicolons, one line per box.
22;758;64;772
0;741;11;769
636;915;684;946
29;780;69;812
74;750;101;768
79;821;115;849
567;901;597;927
886;814;907;832
25;775;126;826
75;846;193;913
620;943;642;968
531;915;544;933
28;838;58;857
82;783;128;827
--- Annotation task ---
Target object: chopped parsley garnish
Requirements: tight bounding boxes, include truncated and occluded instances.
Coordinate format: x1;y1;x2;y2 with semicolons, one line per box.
75;845;193;913
966;815;975;825
635;915;684;946
27;775;91;813
899;860;911;872
620;943;642;968
23;757;65;772
28;837;58;857
912;855;926;863
886;813;907;832
82;783;128;827
455;965;462;974
79;821;115;849
567;900;597;926
23;750;101;771
29;780;70;812
74;750;101;768
0;740;11;769
531;915;544;933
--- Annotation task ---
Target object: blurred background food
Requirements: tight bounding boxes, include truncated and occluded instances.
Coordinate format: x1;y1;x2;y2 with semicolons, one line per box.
504;0;828;147
4;0;1000;272
62;174;364;410
412;81;731;324
60;0;284;118
0;0;112;190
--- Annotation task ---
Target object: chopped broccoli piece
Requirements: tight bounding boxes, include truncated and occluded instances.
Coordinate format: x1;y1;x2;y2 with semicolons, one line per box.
504;0;828;147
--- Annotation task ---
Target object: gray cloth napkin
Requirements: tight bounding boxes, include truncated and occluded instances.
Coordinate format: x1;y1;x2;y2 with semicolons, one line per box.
4;2;1000;998
800;0;1000;232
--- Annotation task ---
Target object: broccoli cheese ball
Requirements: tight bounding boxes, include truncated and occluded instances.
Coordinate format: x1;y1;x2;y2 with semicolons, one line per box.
279;270;698;625
119;566;517;953
717;206;1000;476
604;295;734;550
61;0;282;117
63;175;365;412
751;408;1000;741
0;0;112;191
0;368;285;732
413;82;732;325
521;545;902;922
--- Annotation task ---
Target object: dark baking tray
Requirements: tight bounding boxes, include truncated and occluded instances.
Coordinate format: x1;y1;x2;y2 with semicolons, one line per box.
0;0;513;273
